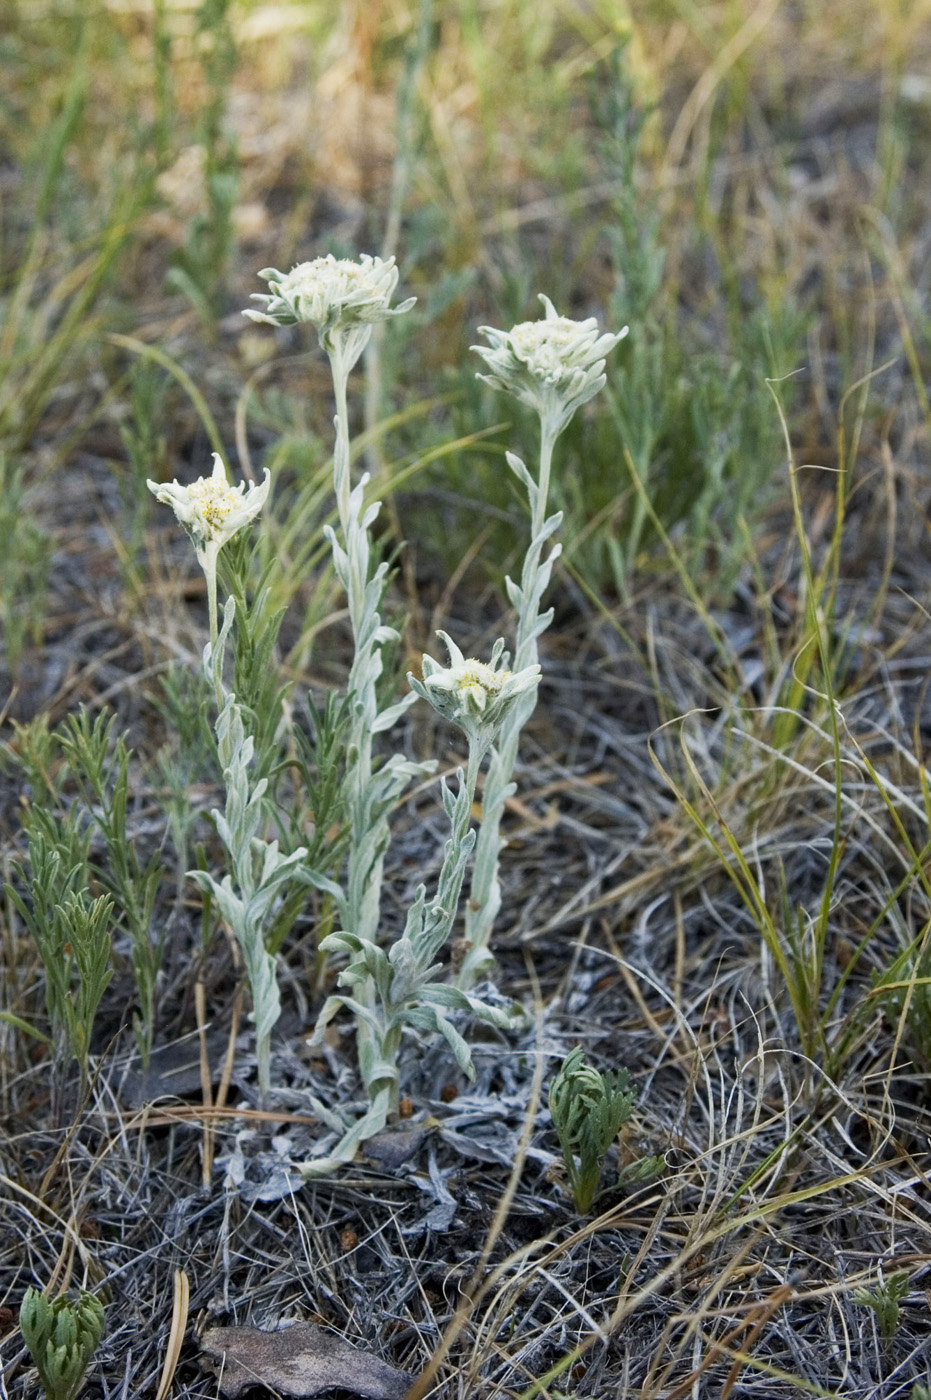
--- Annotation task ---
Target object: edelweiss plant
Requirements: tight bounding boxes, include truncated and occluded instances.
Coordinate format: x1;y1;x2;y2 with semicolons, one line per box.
246;253;437;1163
148;456;296;1095
238;257;626;1164
147;453;270;680
459;297;627;984
187;601;308;1097
303;636;540;1173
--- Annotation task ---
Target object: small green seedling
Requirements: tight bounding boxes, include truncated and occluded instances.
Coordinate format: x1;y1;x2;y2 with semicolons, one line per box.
549;1046;636;1213
853;1270;910;1342
911;1385;931;1400
19;1288;106;1400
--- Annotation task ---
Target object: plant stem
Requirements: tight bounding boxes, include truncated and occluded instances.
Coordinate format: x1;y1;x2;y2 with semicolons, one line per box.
202;546;223;709
331;346;353;537
428;736;484;959
326;347;385;1084
458;413;559;986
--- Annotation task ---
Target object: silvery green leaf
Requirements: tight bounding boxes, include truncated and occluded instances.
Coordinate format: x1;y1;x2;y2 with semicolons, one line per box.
187;867;222;901
297;1091;392;1178
363;1059;401;1092
396;885;428;944
387;936;418;977
505;575;524;609
539;511;563;542
417;982;473;1011
421;983;513;1027
362;501;382;533
305;994;348;1046
371;691;418;733
429;1008;476;1077
434;630;465;667
407;674;430;707
313;992;383;1038
337;937;390;986
524;606;556;645
440;776;458;822
300;866;345;903
323;525;350;586
196;875;244;931
506;450;537;505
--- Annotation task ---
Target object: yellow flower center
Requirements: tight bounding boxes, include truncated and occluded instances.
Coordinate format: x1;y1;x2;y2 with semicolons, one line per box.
508;318;581;376
188;476;240;530
290;259;380;303
458;661;511;695
511;320;576;351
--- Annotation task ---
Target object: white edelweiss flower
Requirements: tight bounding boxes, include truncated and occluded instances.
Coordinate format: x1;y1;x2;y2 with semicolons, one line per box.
472;294;628;433
427;656;507;716
243;253;416;358
411;632;541;744
147;453;270;566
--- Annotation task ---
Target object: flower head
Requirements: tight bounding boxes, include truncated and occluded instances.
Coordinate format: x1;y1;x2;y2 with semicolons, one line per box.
147;453;270;566
472;294;627;434
410;632;540;748
244;254;415;362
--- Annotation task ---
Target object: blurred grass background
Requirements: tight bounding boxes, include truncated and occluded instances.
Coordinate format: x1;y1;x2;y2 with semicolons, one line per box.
5;0;930;703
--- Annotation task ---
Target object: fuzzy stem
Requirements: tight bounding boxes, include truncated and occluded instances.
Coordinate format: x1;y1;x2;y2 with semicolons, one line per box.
427;735;484;960
331;345;353;538
328;349;379;944
325;342;385;1084
201;543;224;710
457;413;559;987
371;736;484;1115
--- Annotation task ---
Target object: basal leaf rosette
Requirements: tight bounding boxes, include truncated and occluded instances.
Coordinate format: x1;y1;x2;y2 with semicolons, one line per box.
410;632;541;752
472;294;627;435
244;253;416;365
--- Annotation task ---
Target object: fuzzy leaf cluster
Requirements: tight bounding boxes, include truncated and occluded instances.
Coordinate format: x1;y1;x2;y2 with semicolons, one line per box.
20;1288;106;1400
311;756;512;1095
549;1047;636;1213
191;655;308;1096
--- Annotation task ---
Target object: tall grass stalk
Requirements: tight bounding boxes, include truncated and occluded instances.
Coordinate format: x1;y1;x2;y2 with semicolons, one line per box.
647;378;903;1096
58;710;162;1064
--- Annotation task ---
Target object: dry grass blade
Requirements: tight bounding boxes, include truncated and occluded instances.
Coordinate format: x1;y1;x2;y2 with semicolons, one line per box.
194;976;215;1188
154;1269;190;1400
